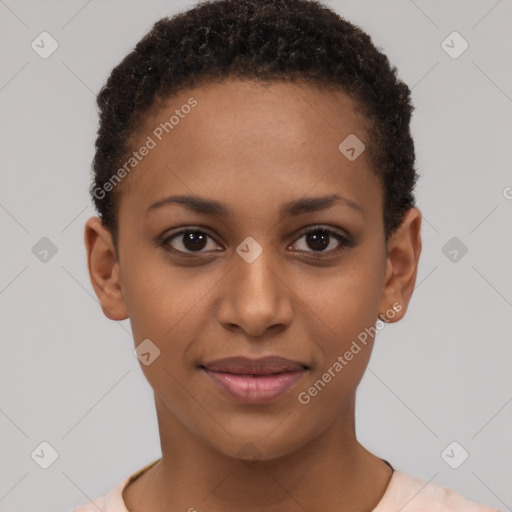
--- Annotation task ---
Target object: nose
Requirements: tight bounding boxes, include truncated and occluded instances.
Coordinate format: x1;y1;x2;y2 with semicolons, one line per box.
217;249;294;337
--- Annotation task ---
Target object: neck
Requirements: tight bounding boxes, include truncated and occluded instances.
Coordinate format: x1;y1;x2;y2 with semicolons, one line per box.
123;394;393;512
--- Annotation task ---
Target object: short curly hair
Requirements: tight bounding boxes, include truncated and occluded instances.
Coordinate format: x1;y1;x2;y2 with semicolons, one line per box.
91;0;419;248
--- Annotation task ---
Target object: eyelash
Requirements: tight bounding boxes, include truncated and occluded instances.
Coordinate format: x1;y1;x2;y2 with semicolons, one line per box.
160;225;353;259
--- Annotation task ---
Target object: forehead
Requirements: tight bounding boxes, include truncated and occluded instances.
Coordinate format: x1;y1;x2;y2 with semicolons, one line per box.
140;78;368;158
118;79;381;224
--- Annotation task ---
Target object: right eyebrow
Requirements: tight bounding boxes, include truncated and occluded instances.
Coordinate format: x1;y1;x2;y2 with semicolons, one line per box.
146;194;232;217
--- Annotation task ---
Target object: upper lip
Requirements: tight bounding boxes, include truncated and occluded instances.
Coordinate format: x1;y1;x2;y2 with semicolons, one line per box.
202;356;308;375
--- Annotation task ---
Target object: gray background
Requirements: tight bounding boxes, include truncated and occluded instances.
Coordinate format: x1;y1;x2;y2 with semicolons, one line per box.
0;0;511;511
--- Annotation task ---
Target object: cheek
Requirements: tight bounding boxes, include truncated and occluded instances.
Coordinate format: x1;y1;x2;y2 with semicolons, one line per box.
294;274;380;414
120;258;219;381
298;259;384;345
122;266;200;394
119;249;193;336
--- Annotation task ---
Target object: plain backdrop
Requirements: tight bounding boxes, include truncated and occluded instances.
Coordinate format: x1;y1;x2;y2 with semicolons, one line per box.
0;1;511;511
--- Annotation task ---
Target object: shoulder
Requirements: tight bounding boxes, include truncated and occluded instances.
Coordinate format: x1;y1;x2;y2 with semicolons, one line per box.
71;479;128;512
71;458;161;512
374;470;499;512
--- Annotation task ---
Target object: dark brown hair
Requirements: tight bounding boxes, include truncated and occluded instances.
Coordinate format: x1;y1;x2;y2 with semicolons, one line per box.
91;0;419;247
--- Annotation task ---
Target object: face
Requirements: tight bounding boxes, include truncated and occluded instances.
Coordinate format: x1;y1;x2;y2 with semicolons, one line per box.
85;79;421;461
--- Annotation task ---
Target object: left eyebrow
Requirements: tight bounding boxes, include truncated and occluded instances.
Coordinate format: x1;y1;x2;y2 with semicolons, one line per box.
146;193;364;218
280;194;363;218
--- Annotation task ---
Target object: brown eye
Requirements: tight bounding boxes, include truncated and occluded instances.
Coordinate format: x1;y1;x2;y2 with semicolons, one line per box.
304;229;330;251
163;229;221;254
290;227;352;257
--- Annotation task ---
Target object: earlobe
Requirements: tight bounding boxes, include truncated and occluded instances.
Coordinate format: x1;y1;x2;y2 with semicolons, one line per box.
84;216;128;321
378;207;422;323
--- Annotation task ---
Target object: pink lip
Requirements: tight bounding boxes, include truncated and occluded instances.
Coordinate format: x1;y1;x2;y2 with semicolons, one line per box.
202;355;308;374
202;368;306;404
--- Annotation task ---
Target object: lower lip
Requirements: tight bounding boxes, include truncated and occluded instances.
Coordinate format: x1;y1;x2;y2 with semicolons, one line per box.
202;368;306;404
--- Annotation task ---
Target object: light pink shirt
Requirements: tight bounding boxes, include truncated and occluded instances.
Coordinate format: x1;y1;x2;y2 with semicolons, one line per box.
72;458;499;512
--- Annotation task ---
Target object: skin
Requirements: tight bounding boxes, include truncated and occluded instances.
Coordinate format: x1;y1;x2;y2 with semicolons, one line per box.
85;79;422;512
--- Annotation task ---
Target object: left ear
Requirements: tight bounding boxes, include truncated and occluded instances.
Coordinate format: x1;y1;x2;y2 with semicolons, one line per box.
378;207;422;322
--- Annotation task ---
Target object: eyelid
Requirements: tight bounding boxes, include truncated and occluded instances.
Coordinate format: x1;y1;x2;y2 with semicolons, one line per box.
292;224;351;242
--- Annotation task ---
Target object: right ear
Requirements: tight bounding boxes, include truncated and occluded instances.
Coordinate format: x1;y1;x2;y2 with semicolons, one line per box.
84;216;128;321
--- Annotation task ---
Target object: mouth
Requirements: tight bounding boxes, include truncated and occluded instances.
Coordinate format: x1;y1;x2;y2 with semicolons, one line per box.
199;356;309;404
